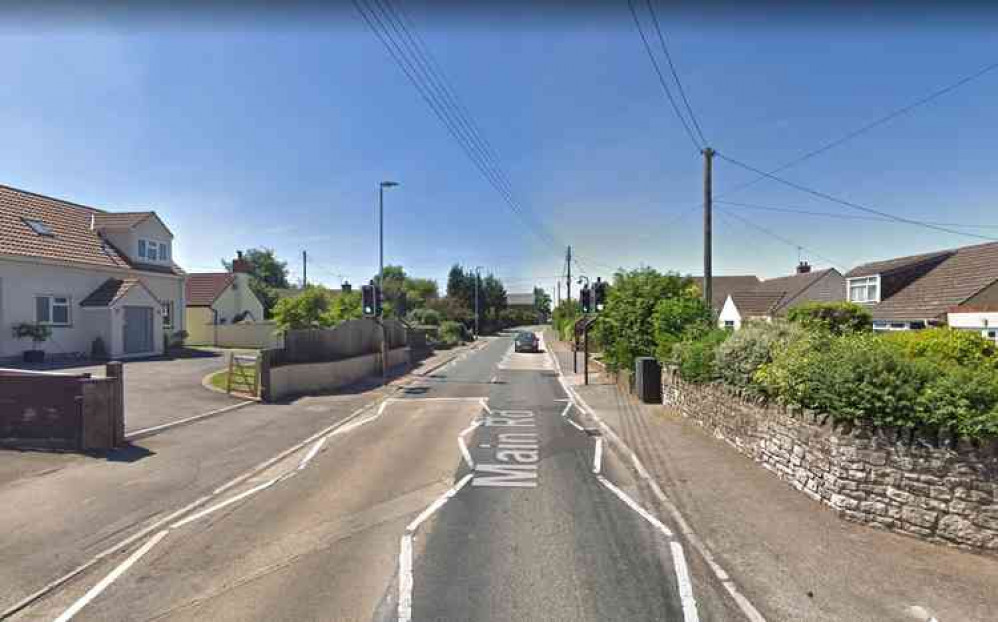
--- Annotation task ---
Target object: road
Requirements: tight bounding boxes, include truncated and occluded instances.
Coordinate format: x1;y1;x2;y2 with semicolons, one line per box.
17;331;737;622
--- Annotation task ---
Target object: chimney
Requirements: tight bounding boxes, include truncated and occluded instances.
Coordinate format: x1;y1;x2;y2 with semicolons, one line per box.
341;281;352;294
796;261;811;274
231;251;252;274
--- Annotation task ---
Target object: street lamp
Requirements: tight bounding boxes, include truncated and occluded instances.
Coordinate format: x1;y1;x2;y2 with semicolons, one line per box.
378;180;399;384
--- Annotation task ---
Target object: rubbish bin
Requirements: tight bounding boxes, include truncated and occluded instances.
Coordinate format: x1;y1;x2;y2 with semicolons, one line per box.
635;356;662;404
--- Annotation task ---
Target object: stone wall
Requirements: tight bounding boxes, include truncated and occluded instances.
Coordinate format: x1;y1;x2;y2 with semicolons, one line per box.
661;367;998;554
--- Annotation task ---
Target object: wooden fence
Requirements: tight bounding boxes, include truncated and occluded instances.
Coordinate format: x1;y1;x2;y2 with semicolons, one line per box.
280;319;407;365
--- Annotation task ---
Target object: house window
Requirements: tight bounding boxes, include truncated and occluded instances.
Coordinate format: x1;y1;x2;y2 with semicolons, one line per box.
986;330;997;345
23;218;54;237
848;276;880;304
138;239;168;263
36;295;71;326
724;320;735;330
162;301;174;329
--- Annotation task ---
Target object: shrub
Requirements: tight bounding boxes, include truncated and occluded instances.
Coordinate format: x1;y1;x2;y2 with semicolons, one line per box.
652;295;713;362
915;366;998;437
883;328;998;369
273;287;332;332
786;301;872;335
11;322;51;346
438;320;466;347
715;322;802;390
408;307;442;326
672;330;728;383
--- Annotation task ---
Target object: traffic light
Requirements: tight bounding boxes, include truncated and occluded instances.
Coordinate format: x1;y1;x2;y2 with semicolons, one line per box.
581;286;592;314
594;277;607;312
362;284;376;317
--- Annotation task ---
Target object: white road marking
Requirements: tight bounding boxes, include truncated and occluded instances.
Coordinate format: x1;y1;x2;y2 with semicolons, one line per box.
566;418;585;432
172;477;284;529
125;400;255;440
593;437;603;474
671;541;701;622
479;398;493;415
52;529;169;622
559;401;573;418
329;413;379;437
297;436;326;471
596;475;674;538
398;474;474;622
457;419;480;468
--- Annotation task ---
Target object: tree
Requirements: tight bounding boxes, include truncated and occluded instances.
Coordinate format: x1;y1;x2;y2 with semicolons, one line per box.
533;287;552;318
405;277;439;309
224;248;290;319
446;264;475;310
481;274;507;323
324;290;362;325
272;287;331;332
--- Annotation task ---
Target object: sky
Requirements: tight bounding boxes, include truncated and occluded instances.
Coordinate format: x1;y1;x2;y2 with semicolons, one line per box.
2;2;997;297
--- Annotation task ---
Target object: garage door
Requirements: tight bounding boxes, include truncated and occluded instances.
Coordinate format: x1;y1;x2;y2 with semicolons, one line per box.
124;306;154;354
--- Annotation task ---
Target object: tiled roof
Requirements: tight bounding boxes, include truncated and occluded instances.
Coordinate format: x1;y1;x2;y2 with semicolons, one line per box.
0;183;181;275
91;212;154;230
845;249;952;278
186;273;236;307
868;241;998;321
754;268;840;313
690;275;761;311
80;278;158;307
729;291;786;316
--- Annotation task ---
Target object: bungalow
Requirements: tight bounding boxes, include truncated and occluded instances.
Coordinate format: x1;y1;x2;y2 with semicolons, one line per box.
844;241;998;331
717;262;846;330
184;253;266;345
689;275;760;315
0;184;185;361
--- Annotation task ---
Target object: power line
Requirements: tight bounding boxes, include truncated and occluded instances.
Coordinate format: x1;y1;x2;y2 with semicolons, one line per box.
716;152;998;243
644;0;707;146
718;60;998;198
626;0;702;151
717;199;998;229
715;207;847;270
353;0;564;255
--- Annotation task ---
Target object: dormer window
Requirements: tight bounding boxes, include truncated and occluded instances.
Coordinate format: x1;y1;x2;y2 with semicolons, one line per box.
23;218;54;237
848;275;880;304
138;238;169;263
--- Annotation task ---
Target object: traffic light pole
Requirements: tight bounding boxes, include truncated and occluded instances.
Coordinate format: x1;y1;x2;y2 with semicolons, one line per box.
379;184;387;385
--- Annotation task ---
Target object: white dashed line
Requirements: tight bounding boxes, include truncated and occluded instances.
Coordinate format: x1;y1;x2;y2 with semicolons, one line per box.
593;437;603;474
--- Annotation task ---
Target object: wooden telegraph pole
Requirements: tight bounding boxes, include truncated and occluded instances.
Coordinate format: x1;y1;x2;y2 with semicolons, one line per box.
702;147;714;308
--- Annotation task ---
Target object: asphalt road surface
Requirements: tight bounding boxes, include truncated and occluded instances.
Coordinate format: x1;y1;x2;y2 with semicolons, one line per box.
21;331;736;622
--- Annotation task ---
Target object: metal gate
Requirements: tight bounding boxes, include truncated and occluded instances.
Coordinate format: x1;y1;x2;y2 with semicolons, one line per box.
124;306;154;354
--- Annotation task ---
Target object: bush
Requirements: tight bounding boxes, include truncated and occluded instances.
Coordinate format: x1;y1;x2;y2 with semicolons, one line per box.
438;320;466;347
672;330;729;383
786;301;872;335
652;295;713;362
715;322;802;390
408;307;442;326
272;287;332;332
883;328;998;369
915;366;998;437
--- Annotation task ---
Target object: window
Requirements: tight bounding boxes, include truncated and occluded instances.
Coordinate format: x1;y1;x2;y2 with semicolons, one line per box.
162;301;174;329
848;276;880;304
986;330;997;345
138;239;169;263
36;295;71;326
724;320;735;330
22;218;54;237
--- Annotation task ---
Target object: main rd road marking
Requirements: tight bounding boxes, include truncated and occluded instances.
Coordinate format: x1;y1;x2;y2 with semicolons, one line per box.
473;410;539;488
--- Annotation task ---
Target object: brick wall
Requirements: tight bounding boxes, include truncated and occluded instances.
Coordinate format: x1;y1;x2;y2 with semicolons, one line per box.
662;367;998;554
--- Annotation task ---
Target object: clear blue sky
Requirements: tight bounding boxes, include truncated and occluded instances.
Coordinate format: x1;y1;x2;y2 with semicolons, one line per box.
2;4;996;296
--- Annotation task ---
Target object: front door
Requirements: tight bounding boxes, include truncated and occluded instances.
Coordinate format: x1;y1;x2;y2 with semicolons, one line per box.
124;306;154;354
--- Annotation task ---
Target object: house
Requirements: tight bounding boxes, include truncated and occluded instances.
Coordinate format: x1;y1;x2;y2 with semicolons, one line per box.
844;241;998;331
184;252;265;345
689;275;761;315
0;184;185;361
947;305;998;344
717;262;846;330
506;292;535;311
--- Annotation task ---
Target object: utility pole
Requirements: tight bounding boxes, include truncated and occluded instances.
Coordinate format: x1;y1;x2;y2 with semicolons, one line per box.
474;266;482;338
302;250;308;288
378;181;399;385
556;281;561;307
566;246;572;304
702;147;715;309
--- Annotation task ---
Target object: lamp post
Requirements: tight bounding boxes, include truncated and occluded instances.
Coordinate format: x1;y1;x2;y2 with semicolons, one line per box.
378;181;399;384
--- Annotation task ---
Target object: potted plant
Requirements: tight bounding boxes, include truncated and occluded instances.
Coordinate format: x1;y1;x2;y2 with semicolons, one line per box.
12;322;52;363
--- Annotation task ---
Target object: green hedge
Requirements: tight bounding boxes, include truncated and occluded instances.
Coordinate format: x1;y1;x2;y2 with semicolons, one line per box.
786;301;872;335
672;329;729;383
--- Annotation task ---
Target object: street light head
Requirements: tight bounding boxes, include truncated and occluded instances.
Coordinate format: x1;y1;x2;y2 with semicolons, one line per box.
380;181;399;188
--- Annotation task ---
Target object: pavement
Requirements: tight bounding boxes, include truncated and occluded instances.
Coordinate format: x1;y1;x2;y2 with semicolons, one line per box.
546;330;998;622
0;340;481;620
8;330;737;622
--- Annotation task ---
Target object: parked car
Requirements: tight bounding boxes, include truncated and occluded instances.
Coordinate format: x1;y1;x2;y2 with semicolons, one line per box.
514;331;539;353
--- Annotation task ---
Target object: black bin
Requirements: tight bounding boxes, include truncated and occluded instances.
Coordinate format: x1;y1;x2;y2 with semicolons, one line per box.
634;357;662;404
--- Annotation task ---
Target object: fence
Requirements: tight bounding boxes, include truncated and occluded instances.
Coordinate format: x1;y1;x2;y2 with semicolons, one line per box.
187;321;283;350
0;364;124;451
280;319;407;365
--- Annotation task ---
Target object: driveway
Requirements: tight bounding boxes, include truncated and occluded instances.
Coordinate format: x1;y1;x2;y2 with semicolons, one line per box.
39;352;244;434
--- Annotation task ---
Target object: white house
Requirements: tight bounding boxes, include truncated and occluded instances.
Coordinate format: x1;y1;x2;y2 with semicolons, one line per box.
0;184;185;361
947;305;998;344
184;254;267;346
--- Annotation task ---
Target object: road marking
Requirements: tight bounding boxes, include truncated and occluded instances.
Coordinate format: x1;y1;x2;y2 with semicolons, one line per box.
172;477;284;529
593;437;603;474
566;418;585;432
457;418;481;469
479;398;493;415
559;401;573;418
125;400;255;441
596;475;674;537
671;541;701;622
297;437;326;471
546;337;768;622
398;473;473;622
52;529;169;622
